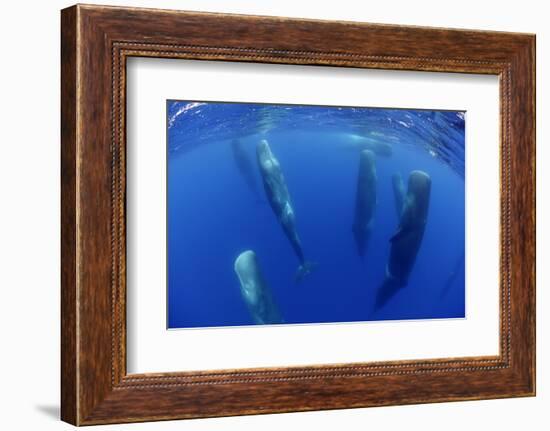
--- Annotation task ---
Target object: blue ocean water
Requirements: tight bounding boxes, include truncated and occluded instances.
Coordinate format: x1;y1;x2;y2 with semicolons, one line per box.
167;101;465;329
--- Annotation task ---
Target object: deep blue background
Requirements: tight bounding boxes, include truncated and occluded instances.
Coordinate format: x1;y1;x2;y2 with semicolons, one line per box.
167;102;465;329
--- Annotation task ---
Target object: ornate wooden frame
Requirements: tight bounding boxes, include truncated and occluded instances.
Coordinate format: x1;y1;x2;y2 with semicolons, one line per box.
61;4;536;426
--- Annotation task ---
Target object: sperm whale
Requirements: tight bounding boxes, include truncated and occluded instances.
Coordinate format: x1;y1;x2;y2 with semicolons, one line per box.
234;250;283;324
231;138;263;201
352;150;377;258
375;170;432;309
343;134;393;157
392;172;406;219
256;139;316;282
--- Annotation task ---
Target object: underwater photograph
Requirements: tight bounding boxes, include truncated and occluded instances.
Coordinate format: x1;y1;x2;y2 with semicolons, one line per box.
167;100;466;329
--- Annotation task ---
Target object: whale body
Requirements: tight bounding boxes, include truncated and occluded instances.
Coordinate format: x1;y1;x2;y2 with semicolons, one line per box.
375;170;431;309
440;252;465;298
256;139;315;282
343;134;393;157
234;250;283;325
231;138;262;200
392;173;406;219
352;150;377;258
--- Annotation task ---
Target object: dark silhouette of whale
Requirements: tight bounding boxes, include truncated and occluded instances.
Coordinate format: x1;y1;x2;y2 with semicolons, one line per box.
352;150;377;258
375;170;432;310
342;134;393;157
256;139;316;283
231;138;263;201
440;252;465;298
392;172;406;219
234;250;283;325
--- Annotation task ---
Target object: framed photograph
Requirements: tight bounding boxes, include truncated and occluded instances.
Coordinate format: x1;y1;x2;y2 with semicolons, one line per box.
61;4;535;425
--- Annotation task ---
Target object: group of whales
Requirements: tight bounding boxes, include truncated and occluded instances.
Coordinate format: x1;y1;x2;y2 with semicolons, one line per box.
232;138;431;325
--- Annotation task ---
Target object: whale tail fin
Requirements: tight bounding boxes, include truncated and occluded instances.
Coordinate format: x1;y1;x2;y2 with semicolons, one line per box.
374;269;407;310
295;261;317;283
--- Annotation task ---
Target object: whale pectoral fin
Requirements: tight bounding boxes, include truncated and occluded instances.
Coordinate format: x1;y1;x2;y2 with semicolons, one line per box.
390;226;409;243
390;220;426;242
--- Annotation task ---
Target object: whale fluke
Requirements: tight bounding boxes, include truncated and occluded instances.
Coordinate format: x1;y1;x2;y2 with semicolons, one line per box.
295;261;318;283
375;269;407;310
234;250;283;325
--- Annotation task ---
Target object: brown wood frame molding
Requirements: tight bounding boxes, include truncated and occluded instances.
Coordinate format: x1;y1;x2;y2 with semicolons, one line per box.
61;4;535;426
